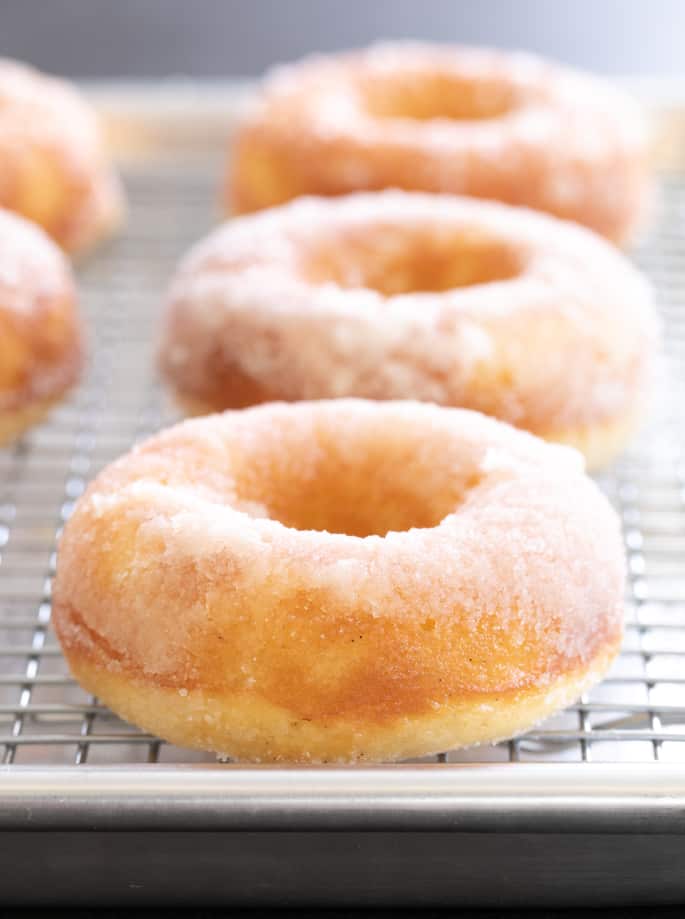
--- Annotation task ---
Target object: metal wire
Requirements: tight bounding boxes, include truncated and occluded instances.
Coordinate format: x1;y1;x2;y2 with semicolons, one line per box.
1;159;684;766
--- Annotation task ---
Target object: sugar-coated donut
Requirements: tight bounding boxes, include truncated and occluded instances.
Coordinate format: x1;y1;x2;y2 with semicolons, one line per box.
228;43;649;243
160;191;657;470
0;210;83;445
0;58;124;255
53;400;625;763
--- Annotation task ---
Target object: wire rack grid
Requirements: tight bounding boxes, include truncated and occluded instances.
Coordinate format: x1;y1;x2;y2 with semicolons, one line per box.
0;153;684;769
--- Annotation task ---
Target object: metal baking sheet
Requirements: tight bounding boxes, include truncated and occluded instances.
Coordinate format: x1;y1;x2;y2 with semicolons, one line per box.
0;86;683;906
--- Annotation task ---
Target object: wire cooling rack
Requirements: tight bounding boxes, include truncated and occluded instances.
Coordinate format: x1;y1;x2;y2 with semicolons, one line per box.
1;153;684;770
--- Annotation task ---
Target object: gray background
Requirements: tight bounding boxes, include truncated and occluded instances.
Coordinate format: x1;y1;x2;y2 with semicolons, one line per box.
1;0;684;79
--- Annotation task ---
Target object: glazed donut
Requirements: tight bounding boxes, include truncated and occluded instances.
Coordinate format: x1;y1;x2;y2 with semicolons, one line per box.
53;400;625;763
228;43;648;242
0;209;83;445
0;58;124;255
160;191;657;470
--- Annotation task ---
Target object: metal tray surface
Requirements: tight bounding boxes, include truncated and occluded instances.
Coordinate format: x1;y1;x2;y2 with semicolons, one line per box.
0;91;684;906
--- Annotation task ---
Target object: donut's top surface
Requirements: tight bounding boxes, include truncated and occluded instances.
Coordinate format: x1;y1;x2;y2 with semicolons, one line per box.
0;59;102;153
229;43;648;238
162;191;657;432
247;43;644;144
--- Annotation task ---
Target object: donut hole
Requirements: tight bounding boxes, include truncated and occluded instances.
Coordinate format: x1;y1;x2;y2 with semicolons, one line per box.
361;72;515;122
303;225;523;295
232;414;476;537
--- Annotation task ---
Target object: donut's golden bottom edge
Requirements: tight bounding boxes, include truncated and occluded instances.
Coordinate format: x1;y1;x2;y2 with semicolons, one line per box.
61;639;621;764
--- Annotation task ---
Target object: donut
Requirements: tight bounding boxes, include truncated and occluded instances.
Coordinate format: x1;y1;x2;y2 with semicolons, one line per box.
228;43;648;242
160;191;658;470
0;58;124;255
52;400;625;763
0;209;83;444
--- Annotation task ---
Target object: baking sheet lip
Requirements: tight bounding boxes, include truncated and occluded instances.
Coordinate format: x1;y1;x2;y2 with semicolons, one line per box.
79;75;685;102
79;76;685;129
1;87;682;834
1;763;684;834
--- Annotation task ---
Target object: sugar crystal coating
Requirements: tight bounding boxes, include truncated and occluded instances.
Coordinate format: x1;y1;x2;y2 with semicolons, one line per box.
161;191;657;446
0;209;82;415
53;400;625;758
0;58;124;253
229;42;649;242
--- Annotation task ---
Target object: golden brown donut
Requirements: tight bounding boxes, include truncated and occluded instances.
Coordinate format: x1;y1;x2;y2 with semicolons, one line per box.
228;43;648;242
0;58;124;255
0;209;83;444
160;191;658;470
53;400;625;763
